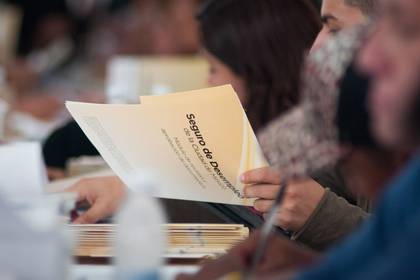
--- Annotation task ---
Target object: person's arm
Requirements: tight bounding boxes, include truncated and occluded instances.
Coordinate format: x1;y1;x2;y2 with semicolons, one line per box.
242;166;370;251
292;166;371;250
291;188;369;251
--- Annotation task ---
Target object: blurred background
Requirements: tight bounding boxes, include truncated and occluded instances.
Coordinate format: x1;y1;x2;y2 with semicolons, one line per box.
0;0;321;179
0;1;324;278
0;0;206;141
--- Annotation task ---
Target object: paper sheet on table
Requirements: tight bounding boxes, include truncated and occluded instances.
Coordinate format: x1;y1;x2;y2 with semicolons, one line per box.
66;85;267;206
0;142;47;196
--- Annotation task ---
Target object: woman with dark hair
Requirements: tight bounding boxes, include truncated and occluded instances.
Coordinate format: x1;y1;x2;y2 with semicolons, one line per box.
192;0;326;231
197;0;321;132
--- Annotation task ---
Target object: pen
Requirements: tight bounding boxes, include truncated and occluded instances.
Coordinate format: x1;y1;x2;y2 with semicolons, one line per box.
245;180;288;280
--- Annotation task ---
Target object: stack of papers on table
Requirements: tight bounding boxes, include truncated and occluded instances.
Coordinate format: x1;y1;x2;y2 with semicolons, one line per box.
69;224;249;259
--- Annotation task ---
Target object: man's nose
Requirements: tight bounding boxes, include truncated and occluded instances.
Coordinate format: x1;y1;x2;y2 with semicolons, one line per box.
310;28;329;53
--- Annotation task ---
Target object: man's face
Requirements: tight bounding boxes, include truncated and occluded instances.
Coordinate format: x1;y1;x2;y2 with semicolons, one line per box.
311;0;366;51
358;0;420;149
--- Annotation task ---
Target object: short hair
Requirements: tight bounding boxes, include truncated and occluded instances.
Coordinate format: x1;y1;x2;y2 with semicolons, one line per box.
344;0;377;16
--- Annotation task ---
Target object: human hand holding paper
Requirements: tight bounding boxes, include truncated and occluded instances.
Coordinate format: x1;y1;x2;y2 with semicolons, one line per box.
242;167;325;232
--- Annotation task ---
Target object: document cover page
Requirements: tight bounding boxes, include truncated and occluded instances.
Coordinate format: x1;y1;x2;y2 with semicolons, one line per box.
66;85;267;206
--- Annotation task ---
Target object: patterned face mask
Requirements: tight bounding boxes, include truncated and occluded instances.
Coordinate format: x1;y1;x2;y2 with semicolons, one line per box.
259;26;369;179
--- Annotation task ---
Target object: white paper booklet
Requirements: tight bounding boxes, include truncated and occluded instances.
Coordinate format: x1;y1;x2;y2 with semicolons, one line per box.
66;85;267;206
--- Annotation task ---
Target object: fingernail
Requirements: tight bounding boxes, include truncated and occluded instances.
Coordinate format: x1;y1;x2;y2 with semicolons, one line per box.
240;174;245;183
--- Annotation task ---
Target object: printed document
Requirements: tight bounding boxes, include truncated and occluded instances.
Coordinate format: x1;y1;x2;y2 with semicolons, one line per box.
66;85;267;206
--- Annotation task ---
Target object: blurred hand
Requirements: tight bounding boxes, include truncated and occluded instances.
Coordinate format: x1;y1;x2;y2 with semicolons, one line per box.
47;167;66;181
176;231;318;280
242;167;325;232
6;59;38;94
65;176;127;224
14;94;63;120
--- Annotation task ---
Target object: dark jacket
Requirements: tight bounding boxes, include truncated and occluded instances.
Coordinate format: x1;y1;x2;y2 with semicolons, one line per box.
293;165;370;250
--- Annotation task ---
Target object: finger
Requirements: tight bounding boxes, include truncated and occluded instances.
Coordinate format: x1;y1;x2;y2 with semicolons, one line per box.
73;198;109;224
244;184;281;199
65;179;95;202
253;199;274;213
241;167;281;184
65;186;90;203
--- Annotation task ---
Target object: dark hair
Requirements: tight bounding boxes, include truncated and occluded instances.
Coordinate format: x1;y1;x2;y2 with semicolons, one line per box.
344;0;377;16
197;0;321;132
